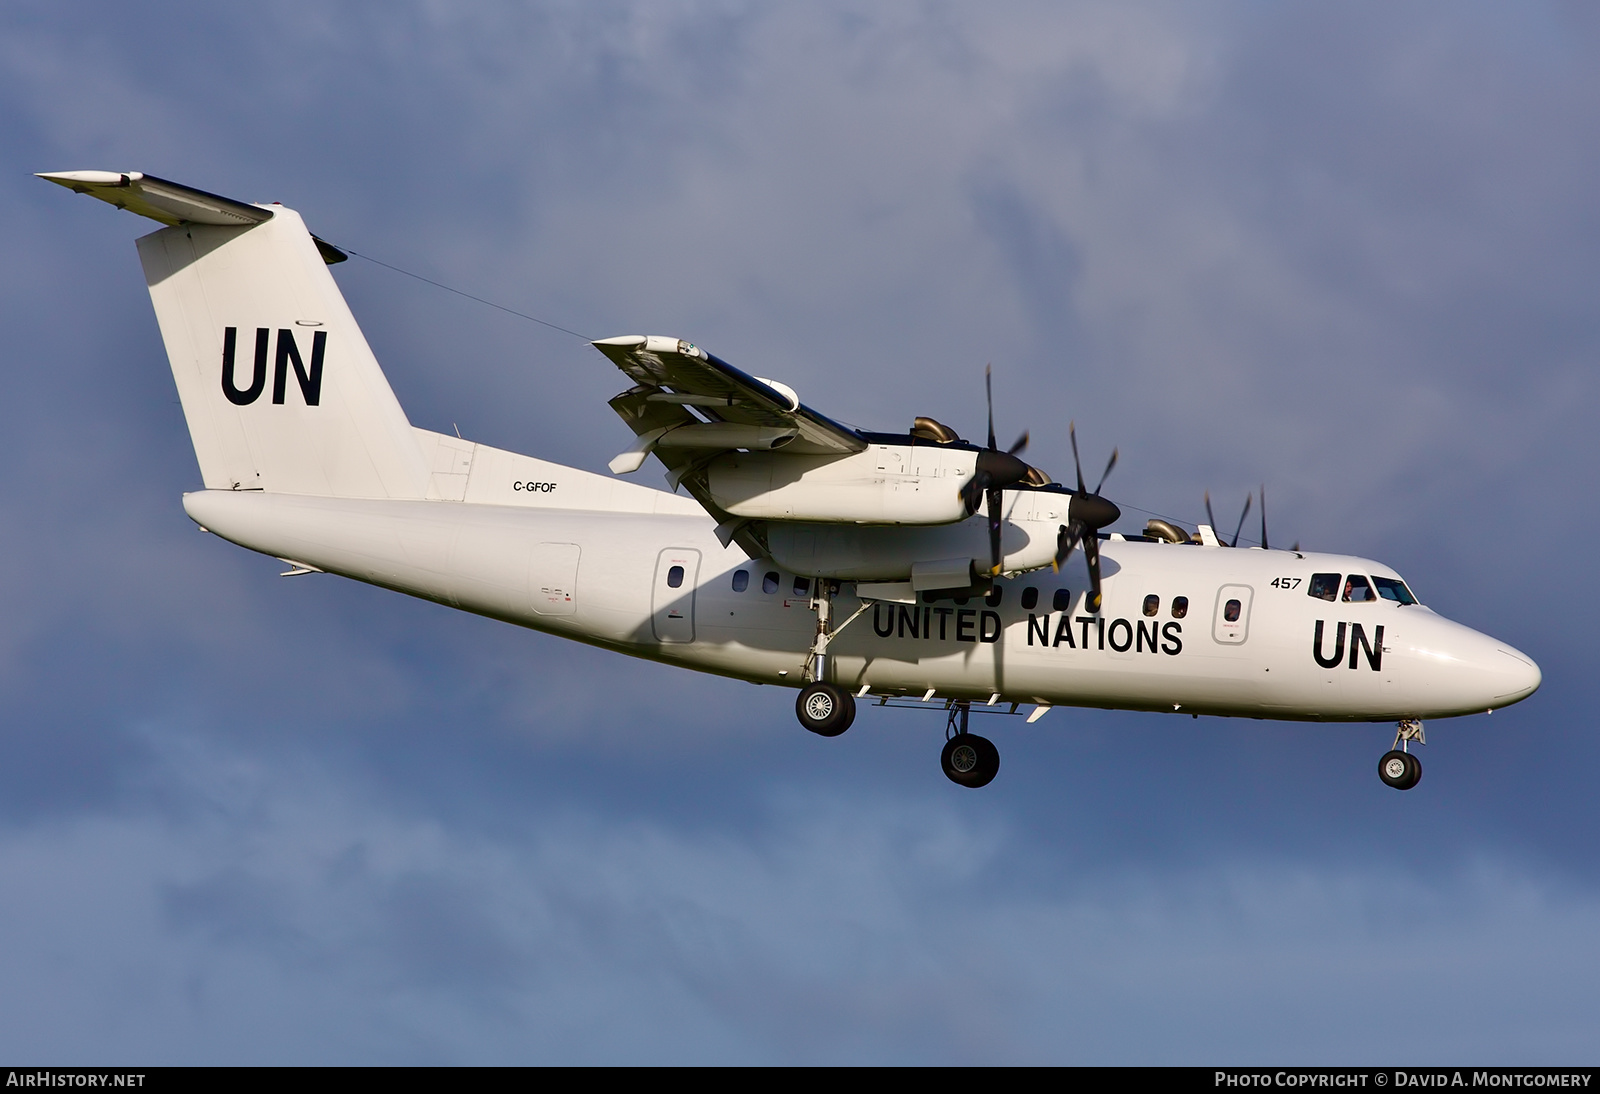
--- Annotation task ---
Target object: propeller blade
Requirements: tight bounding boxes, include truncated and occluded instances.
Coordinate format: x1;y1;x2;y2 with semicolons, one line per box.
1259;483;1268;551
1008;431;1029;457
985;364;996;451
1093;447;1118;495
986;487;1003;577
1204;490;1217;536
1084;533;1104;613
1069;421;1087;495
1052;521;1085;573
1230;493;1252;549
959;470;992;516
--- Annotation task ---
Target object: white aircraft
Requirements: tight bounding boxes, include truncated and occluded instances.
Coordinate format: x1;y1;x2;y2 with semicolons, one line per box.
40;170;1541;789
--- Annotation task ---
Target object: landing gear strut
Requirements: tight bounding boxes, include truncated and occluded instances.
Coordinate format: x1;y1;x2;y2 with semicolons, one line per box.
793;580;870;737
1379;719;1424;790
941;701;999;788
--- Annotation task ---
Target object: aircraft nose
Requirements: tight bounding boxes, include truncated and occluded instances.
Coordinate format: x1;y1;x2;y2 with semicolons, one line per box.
1488;643;1541;707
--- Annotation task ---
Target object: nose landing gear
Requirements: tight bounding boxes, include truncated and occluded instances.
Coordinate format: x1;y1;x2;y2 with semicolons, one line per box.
941;701;999;788
1379;719;1424;790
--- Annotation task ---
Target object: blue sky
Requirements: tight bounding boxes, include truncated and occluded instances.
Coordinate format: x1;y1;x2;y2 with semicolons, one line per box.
2;1;1597;1063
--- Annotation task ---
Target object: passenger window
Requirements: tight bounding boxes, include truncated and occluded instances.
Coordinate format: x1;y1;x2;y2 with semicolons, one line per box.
1224;598;1242;623
1342;575;1375;602
1021;587;1039;611
1142;595;1159;617
1052;588;1073;612
985;586;1003;608
763;571;780;594
794;576;810;597
1172;596;1188;619
1309;573;1340;602
1373;576;1418;605
731;569;749;593
667;565;685;589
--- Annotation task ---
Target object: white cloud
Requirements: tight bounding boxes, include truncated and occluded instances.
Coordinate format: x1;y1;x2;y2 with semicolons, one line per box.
0;727;1593;1063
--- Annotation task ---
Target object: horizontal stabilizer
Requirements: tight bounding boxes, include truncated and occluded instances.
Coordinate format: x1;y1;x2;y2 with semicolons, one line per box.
36;171;346;263
37;170;271;227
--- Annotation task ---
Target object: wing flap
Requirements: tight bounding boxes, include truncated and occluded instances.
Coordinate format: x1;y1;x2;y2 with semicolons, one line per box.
593;335;865;457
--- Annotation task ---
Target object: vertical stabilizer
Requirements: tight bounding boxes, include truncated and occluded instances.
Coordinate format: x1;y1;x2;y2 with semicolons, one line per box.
39;171;428;499
137;209;428;497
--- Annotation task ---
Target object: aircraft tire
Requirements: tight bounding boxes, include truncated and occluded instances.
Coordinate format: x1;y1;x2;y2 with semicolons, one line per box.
1379;749;1422;790
941;733;999;788
796;682;855;737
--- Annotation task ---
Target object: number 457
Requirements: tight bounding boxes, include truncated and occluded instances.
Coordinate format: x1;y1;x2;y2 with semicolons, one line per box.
1270;577;1302;589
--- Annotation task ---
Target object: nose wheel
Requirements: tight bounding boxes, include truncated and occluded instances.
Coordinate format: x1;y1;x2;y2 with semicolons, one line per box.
1379;719;1424;790
941;701;1000;788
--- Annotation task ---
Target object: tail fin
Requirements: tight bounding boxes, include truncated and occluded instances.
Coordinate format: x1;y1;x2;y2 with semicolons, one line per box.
40;171;428;498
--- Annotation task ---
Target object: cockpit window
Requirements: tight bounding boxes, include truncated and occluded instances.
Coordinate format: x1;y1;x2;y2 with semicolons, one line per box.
1373;576;1418;605
1342;575;1375;602
1309;573;1340;602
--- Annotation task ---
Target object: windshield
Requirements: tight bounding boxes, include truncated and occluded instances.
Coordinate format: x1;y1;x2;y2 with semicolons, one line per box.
1373;575;1418;605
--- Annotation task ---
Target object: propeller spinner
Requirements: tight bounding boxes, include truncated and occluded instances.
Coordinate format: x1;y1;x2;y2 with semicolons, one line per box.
957;367;1038;578
1051;422;1121;612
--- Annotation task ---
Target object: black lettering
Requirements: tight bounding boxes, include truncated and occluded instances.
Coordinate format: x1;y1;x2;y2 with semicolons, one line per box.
1349;623;1384;671
980;610;1001;643
1136;619;1159;653
956;608;977;642
923;606;932;640
1077;616;1096;648
221;326;268;405
271;328;326;406
1028;613;1049;646
1052;614;1076;648
934;607;953;640
898;605;921;639
1313;620;1346;669
1108;618;1133;652
1161;621;1183;655
872;604;894;638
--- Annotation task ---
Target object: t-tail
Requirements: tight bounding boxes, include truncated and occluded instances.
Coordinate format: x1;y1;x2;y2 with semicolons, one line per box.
38;171;429;499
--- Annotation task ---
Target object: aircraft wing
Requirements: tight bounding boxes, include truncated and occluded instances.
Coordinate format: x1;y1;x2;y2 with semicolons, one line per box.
593;335;867;465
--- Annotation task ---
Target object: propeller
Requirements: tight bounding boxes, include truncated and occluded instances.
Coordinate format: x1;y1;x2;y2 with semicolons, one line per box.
958;366;1033;577
1203;490;1253;547
1051;421;1121;612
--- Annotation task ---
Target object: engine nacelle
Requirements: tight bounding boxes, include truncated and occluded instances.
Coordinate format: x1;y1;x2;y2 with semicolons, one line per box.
764;490;1071;582
707;444;980;525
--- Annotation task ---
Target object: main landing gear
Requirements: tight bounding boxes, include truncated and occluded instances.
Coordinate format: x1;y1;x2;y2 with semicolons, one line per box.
1379;719;1424;790
793;580;870;738
796;682;854;737
941;701;999;788
790;584;1002;787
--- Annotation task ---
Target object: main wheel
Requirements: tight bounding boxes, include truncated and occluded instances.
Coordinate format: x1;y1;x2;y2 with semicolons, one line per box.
1379;749;1422;790
941;733;1000;788
796;682;855;737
